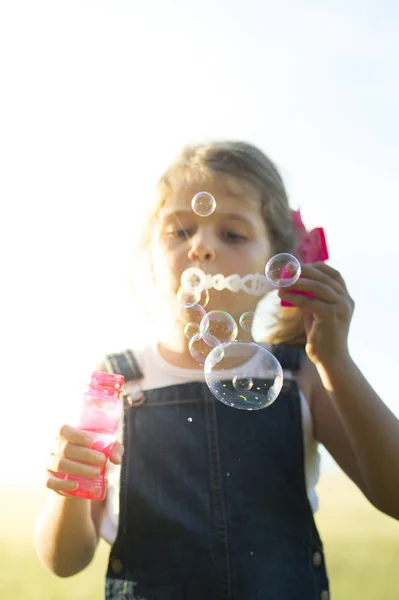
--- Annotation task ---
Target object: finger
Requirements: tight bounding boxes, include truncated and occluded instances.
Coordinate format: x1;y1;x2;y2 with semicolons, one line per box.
314;261;348;288
298;264;343;295
278;278;338;304
45;475;79;494
51;440;106;467
278;289;332;319
302;262;348;293
109;442;124;465
47;455;102;479
56;424;95;448
50;438;106;467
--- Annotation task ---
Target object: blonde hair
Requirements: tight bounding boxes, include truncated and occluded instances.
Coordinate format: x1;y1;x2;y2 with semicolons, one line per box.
133;141;307;348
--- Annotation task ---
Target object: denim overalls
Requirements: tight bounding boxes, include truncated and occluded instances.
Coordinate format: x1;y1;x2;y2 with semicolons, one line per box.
103;345;329;600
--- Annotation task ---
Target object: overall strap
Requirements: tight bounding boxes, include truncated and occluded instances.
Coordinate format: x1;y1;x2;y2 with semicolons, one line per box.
104;349;143;381
271;344;304;371
104;349;145;407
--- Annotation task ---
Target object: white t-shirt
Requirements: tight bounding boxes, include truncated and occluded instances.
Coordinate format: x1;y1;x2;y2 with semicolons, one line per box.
100;344;321;545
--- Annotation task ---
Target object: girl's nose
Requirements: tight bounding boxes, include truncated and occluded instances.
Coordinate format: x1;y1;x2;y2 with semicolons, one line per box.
188;239;216;263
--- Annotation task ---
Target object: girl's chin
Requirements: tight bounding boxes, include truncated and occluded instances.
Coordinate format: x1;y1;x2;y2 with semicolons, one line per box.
206;291;256;311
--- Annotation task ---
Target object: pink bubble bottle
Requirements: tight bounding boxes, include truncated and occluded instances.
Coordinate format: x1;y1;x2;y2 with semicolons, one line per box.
58;371;125;500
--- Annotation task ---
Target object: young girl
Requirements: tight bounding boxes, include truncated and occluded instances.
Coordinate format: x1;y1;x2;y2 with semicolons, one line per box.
35;141;399;600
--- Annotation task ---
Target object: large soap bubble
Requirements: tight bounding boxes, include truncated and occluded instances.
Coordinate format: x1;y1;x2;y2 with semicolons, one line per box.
265;253;301;288
204;341;283;410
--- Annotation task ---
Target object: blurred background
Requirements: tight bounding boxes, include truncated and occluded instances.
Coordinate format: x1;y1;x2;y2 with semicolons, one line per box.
1;1;398;598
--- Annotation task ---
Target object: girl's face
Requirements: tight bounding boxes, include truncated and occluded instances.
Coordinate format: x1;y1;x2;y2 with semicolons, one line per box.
150;176;274;320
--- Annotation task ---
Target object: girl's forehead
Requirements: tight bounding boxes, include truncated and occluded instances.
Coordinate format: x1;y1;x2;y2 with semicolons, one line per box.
160;175;261;217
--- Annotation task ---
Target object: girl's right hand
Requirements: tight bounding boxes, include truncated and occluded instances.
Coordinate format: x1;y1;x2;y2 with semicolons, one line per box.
45;424;124;496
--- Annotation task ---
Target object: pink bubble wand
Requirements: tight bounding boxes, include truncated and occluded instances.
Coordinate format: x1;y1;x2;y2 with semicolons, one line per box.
281;210;329;307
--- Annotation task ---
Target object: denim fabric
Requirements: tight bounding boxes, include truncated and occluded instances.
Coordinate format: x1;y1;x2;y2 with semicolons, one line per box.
104;347;329;600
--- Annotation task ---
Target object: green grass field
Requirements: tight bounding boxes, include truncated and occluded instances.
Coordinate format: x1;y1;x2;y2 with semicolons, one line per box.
1;473;398;599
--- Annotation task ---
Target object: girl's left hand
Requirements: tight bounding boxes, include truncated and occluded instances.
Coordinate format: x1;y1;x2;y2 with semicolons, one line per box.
278;262;355;368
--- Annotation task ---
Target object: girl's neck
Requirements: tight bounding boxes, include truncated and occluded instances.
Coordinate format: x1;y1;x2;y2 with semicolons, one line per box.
157;337;203;370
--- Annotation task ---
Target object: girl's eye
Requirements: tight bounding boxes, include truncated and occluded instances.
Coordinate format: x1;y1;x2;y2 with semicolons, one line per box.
165;229;192;239
223;231;247;242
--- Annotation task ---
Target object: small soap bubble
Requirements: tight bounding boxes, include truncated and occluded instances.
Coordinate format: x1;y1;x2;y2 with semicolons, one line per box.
198;287;210;308
212;345;224;363
177;287;201;307
179;303;206;325
191;192;216;217
265;253;301;288
226;472;230;477
239;311;255;333
200;311;238;345
188;417;193;422
181;267;205;293
184;322;200;340
188;333;215;364
232;375;254;392
250;551;254;556
204;341;283;410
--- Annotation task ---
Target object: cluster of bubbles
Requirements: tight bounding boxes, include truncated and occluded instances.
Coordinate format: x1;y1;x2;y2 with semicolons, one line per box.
179;303;285;410
177;193;303;411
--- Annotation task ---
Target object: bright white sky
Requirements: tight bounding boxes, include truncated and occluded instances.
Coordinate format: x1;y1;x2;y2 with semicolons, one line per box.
1;1;398;484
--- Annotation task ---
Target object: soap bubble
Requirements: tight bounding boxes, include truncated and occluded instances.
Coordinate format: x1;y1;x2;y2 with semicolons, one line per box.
200;311;238;345
232;375;253;392
198;287;210;308
184;322;200;340
179;303;206;325
265;253;301;288
181;267;205;293
189;333;219;364
177;287;201;307
204;341;283;410
239;311;255;333
211;345;224;363
191;192;216;217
